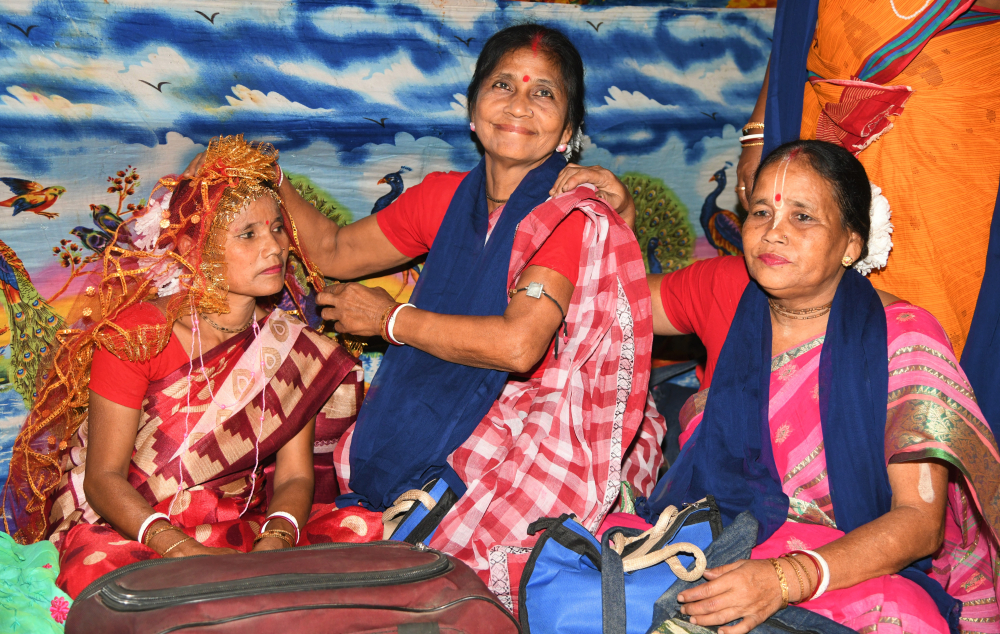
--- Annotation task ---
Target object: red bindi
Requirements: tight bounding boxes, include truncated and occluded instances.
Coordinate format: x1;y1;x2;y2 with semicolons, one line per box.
774;194;782;202
523;75;530;82
265;220;270;225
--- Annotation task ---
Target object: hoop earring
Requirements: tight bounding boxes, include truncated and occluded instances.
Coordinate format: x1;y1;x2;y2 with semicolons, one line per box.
842;255;853;267
469;122;476;132
556;143;568;153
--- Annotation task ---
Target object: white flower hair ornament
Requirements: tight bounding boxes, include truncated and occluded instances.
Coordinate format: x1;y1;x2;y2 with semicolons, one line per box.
853;181;893;276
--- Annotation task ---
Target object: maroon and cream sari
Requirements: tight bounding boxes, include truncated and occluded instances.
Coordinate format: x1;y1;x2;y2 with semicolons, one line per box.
50;308;381;598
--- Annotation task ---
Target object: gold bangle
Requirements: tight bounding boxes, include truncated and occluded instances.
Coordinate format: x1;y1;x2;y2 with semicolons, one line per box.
143;523;179;547
254;529;294;548
742;141;764;147
743;122;765;132
769;558;789;610
160;535;193;556
782;554;808;603
378;303;397;344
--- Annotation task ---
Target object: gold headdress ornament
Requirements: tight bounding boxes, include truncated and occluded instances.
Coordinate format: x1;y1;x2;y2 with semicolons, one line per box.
2;134;326;544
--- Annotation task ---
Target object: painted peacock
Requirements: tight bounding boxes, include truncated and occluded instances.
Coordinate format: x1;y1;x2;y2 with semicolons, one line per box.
701;166;743;257
621;172;695;274
0;238;61;408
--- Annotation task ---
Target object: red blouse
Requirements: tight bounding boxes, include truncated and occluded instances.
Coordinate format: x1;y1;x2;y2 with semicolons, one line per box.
89;303;189;409
659;255;750;390
376;171;587;378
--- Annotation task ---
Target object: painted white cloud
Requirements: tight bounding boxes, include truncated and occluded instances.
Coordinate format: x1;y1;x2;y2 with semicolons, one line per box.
625;54;755;105
578;124;744;238
591;87;680;115
20;47;196;125
278;132;478;222
270;54;439;109
210;85;331;115
312;5;439;43
0;87;106;118
663;10;774;45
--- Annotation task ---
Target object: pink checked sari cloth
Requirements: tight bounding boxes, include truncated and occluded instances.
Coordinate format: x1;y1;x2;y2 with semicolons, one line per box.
336;186;666;612
50;309;382;598
680;302;1000;632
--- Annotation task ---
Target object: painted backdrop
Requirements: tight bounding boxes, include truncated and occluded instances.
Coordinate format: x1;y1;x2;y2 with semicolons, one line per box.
0;0;773;490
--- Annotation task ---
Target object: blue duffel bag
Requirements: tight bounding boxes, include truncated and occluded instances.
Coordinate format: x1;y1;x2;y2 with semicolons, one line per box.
518;497;721;634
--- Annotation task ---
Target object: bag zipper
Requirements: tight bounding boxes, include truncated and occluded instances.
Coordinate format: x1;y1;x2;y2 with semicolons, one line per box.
78;541;441;607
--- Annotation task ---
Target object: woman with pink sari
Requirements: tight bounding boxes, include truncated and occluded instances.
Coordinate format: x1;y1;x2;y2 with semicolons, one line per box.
646;140;1000;634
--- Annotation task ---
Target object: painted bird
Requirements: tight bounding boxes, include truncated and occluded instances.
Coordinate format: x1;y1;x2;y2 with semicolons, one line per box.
621;172;695;274
0;178;66;219
370;166;412;214
71;226;112;254
701;166;743;257
90;204;125;236
646;238;663;274
0;238;62;408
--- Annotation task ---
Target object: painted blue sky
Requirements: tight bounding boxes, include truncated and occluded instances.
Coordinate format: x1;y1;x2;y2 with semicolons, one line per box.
0;0;772;271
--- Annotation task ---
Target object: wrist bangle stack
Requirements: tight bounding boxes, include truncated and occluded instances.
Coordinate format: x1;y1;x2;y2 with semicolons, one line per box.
386;303;414;346
263;511;300;545
742;121;765;134
379;303;398;344
138;512;170;545
738;133;765;143
254;529;294;548
781;554;809;603
768;558;790;610
789;549;830;600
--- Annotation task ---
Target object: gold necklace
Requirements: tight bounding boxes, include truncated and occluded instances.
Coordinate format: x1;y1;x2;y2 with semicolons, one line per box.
486;193;508;204
201;313;254;334
768;299;832;320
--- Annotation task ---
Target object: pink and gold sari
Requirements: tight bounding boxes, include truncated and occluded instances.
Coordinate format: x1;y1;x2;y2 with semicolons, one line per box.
680;303;1000;632
50;308;382;598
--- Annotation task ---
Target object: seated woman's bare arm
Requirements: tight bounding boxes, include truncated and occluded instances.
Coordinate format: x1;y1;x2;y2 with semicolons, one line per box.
253;418;316;551
647;273;683;336
676;460;949;634
319;265;573;374
84;391;238;557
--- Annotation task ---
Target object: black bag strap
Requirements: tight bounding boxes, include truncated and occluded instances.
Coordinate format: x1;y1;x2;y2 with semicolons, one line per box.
601;529;628;634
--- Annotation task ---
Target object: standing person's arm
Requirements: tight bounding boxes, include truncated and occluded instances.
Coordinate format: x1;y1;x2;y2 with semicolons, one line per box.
735;62;769;210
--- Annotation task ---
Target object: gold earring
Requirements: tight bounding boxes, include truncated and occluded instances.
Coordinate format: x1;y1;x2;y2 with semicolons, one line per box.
842;255;853;267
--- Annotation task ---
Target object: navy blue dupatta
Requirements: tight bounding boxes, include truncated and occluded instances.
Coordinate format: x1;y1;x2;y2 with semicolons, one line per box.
646;268;961;627
339;153;567;512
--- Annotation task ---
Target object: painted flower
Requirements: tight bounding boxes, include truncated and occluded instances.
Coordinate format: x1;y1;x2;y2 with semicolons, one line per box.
50;596;70;623
810;384;820;401
42;563;52;569
897;312;915;322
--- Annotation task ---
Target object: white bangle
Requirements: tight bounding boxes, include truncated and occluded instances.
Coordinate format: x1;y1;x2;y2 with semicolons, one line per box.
275;164;284;189
738;133;765;142
263;511;300;544
138;512;170;544
387;303;415;346
802;549;831;599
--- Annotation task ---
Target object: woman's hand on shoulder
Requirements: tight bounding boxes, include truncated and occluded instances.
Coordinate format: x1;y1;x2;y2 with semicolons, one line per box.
677;559;785;634
550;164;636;230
